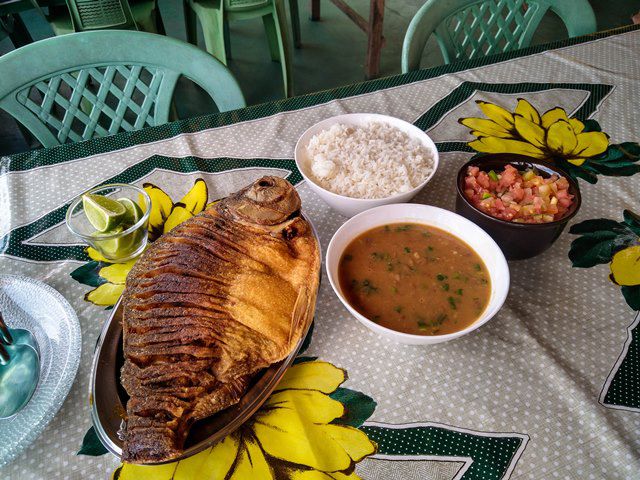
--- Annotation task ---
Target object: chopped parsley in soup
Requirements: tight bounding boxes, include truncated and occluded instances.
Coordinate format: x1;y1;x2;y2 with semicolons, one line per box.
338;223;491;335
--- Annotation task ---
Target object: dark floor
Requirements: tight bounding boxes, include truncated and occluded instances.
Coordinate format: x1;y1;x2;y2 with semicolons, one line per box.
1;0;638;156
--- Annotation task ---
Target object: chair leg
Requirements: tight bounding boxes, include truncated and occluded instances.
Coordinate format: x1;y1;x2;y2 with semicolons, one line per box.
224;19;231;59
183;0;198;45
153;4;166;35
262;13;281;62
5;14;33;48
269;1;294;97
190;1;227;65
289;0;301;48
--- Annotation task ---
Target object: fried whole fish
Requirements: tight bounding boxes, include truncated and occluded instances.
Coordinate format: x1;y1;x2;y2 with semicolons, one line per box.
120;176;320;463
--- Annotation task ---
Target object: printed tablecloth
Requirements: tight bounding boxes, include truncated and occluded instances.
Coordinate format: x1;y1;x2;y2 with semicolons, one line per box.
1;25;639;480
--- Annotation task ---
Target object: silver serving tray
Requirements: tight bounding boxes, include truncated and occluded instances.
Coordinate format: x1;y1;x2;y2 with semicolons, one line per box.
89;214;320;464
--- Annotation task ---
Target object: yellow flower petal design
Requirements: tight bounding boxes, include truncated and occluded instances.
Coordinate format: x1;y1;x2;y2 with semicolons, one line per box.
468;137;546;158
85;282;125;306
610;245;640;286
569;118;585;134
179;435;240;480
291;471;362;480
274;361;346;393
514;115;546;148
476;101;515;130
99;260;137;285
231;435;274;480
114;463;177;480
318;424;377;462
263;389;345;424
87;246;109;262
179;179;208;215
458;117;514;138
143;183;173;231
546;120;578;155
116;434;240;480
541;107;570;129
290;471;334;480
164;203;194;233
515;98;541;124
254;416;355;472
566;157;587;166
572;131;609;157
329;472;362;480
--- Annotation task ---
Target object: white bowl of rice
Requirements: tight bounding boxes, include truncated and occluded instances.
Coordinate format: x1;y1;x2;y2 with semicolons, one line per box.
295;113;439;217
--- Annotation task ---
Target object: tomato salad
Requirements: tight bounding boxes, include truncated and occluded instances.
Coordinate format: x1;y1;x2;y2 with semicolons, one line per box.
463;164;574;224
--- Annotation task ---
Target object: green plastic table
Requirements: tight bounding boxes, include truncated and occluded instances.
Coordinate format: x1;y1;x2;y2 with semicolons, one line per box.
1;24;639;480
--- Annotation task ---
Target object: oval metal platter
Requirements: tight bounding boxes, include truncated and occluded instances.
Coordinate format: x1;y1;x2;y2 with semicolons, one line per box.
89;213;320;463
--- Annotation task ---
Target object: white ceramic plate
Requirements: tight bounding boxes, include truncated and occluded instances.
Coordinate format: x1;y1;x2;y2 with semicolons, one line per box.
0;275;81;467
325;204;510;345
295;113;439;217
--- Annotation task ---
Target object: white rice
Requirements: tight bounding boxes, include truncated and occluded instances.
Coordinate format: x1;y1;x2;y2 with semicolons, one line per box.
305;121;435;199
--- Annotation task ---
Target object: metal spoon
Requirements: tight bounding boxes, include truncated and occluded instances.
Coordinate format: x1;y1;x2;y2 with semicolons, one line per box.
0;314;40;419
0;313;39;354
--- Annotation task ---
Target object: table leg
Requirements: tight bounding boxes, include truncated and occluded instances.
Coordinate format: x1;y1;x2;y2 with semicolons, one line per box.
365;0;384;79
311;0;320;21
290;0;302;48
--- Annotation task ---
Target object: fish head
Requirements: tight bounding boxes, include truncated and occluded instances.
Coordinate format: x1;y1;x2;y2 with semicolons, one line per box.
222;176;301;226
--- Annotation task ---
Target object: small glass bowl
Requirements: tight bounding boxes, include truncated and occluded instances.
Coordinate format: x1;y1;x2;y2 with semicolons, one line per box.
66;184;152;262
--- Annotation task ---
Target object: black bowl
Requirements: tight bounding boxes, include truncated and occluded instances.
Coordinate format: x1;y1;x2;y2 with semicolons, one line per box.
455;153;581;260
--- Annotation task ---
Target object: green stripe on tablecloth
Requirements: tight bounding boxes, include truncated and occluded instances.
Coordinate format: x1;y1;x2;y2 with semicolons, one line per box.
413;82;614;131
1;156;299;262
2;25;638;171
363;424;526;480
602;313;640;411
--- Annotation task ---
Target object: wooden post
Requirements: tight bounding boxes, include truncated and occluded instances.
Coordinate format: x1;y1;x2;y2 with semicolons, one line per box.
311;0;320;21
365;0;385;79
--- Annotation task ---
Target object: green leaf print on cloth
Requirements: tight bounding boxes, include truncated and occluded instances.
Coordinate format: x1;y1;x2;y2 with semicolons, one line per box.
570;210;640;411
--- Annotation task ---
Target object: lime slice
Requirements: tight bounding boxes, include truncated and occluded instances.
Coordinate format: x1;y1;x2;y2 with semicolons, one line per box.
117;197;144;226
92;226;137;259
82;194;126;232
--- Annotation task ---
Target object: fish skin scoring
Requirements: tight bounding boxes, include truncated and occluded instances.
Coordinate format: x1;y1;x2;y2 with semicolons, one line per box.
120;177;320;463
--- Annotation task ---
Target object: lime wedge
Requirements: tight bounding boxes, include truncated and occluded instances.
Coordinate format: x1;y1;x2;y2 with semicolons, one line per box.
117;197;144;226
82;194;126;232
92;226;136;258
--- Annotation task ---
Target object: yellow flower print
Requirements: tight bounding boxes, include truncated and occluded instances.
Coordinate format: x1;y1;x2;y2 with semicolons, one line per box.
610;245;640;287
460;99;610;166
73;179;211;307
144;178;208;240
82;248;136;306
113;361;377;480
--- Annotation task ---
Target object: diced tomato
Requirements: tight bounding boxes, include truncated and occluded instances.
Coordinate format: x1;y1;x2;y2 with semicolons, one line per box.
464;165;574;224
509;184;525;202
476;171;490;189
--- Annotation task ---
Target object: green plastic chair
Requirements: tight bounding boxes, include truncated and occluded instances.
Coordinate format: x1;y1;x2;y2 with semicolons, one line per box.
401;0;597;72
0;30;246;147
0;0;163;37
48;0;164;35
63;0;137;32
183;0;295;97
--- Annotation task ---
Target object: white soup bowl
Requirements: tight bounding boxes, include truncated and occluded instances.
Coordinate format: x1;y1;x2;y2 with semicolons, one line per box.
325;203;510;345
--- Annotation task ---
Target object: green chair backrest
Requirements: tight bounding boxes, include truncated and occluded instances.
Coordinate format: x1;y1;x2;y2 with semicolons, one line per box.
0;30;246;148
402;0;597;72
224;0;270;12
65;0;137;31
